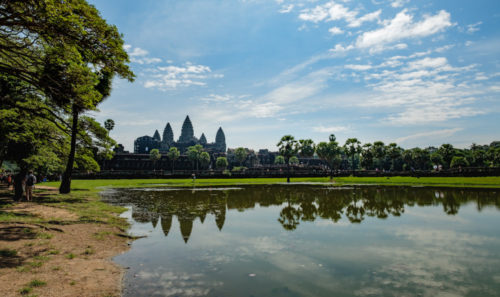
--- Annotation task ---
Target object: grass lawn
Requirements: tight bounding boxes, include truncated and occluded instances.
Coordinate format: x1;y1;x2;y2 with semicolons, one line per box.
39;176;500;190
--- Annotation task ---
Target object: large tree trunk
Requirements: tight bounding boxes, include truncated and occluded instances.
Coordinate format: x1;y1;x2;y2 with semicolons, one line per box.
13;170;26;201
59;106;78;194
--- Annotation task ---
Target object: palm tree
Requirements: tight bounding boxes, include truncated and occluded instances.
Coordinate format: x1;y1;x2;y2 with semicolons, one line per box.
277;135;298;183
167;147;180;173
344;138;361;175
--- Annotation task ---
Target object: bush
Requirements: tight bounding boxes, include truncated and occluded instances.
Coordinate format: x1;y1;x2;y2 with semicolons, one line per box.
450;156;469;168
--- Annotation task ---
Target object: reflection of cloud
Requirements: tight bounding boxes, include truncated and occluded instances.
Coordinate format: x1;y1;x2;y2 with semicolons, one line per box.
361;227;500;296
135;269;222;297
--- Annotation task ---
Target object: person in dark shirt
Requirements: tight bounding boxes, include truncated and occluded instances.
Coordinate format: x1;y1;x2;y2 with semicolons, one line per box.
25;170;37;202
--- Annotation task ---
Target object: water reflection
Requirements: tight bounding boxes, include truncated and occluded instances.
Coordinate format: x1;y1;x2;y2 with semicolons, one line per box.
103;186;500;243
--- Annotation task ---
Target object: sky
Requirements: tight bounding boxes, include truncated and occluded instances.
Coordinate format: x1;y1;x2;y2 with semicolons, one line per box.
88;0;500;151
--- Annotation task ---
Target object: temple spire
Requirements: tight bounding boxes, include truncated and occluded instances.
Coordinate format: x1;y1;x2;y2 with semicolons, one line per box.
178;115;194;143
215;127;226;152
153;130;161;141
163;123;174;145
200;133;207;145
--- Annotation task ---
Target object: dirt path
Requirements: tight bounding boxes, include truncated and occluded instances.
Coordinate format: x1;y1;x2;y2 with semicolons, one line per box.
0;188;130;297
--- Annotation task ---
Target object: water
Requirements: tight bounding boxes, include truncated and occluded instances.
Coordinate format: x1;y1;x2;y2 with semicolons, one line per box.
101;185;500;297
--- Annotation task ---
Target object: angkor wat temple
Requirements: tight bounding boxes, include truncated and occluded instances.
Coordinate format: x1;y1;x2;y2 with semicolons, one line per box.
134;115;226;154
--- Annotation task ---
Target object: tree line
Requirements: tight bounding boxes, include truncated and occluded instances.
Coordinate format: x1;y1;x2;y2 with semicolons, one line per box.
276;134;500;177
149;145;229;172
1;1;134;197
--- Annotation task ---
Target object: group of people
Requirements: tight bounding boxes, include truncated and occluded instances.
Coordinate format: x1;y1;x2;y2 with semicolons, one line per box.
0;170;37;201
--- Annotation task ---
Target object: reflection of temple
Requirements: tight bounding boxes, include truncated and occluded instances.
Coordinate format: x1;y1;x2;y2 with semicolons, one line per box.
134;115;226;154
106;186;500;242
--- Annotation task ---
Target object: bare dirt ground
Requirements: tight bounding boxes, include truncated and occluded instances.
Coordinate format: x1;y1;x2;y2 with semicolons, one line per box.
0;187;130;297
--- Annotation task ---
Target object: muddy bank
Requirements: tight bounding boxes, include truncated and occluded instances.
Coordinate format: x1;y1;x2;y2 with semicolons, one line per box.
0;187;130;297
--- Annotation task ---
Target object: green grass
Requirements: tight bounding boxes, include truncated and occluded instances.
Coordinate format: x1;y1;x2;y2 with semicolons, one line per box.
36;232;53;239
40;176;500;190
65;253;75;259
333;176;500;188
18;279;46;295
27;280;46;287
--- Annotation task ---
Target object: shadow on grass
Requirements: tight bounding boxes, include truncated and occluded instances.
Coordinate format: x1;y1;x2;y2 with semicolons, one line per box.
0;249;23;268
0;226;38;241
34;195;85;204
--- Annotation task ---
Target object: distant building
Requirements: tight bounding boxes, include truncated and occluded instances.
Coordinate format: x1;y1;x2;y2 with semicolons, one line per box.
133;115;226;154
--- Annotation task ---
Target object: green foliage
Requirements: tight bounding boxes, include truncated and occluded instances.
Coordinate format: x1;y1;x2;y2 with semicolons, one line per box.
277;135;298;164
274;155;285;165
1;0;134;194
344;138;361;171
289;156;299;165
430;152;444;166
167;147;180;161
316;135;342;173
297;139;315;158
438;144;455;169
104;119;115;132
199;152;210;169
187;145;203;170
450;156;469;168
216;157;228;169
231;166;247;172
149;149;161;162
167;147;180;172
234;147;248;166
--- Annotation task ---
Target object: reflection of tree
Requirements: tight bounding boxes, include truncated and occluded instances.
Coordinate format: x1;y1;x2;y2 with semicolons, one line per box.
105;186;500;238
278;203;301;231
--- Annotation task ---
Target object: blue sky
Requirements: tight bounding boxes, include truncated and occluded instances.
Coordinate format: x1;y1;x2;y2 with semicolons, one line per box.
89;0;500;151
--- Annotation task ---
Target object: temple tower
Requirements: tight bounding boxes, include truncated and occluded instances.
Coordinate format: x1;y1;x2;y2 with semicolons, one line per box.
153;130;161;141
178;115;194;143
215;127;226;152
163;123;174;145
199;133;207;145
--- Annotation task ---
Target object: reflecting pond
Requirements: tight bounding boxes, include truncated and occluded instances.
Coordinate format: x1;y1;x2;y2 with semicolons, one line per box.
102;185;500;297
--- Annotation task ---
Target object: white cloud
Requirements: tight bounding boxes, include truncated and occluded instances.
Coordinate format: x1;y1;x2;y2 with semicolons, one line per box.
298;2;380;28
467;21;482;34
391;0;409;8
144;63;222;90
128;47;149;57
356;9;452;52
249;102;283;118
348;10;382;28
131;57;162;65
353;53;486;125
395;128;463;143
124;44;162;65
328;26;344;35
345;64;372;71
406;57;448;70
279;4;294;14
313;125;349;133
435;44;454;53
201;94;233;103
330;43;354;53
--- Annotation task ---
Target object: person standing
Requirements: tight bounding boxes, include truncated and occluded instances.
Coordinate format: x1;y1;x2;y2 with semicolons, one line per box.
25;170;37;202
